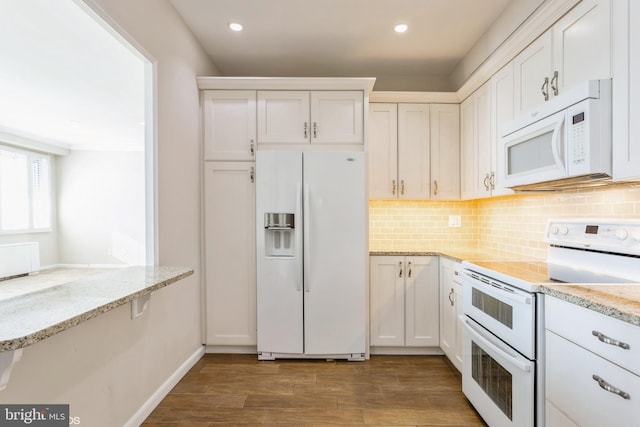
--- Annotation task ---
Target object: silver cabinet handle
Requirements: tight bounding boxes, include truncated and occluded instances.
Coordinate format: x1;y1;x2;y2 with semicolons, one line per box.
401;180;405;195
398;261;403;278
489;172;495;190
483;173;490;191
407;262;412;278
541;77;549;101
592;375;630;400
250;139;255;156
448;288;454;306
392;179;396;195
249;166;255;183
550;70;559;96
313;122;318;138
433;180;439;196
304;122;308;138
592;330;630;350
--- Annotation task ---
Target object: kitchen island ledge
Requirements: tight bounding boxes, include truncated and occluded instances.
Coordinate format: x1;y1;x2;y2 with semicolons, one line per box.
0;266;194;352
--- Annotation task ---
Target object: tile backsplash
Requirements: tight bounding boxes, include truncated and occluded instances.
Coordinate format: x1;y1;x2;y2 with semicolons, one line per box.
369;182;640;260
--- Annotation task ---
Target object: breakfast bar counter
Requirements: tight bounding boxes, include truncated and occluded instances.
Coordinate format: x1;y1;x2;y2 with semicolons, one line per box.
0;266;193;352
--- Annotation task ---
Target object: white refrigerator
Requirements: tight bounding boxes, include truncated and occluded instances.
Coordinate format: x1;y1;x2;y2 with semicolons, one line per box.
256;150;366;360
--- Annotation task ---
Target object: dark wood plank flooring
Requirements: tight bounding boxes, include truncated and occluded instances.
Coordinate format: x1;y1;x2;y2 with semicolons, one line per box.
142;354;487;426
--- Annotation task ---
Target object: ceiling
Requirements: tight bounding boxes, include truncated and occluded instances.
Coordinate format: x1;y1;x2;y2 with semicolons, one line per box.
0;0;145;152
169;0;514;91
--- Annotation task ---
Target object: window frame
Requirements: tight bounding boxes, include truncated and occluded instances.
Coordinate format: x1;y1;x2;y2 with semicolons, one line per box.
0;144;53;234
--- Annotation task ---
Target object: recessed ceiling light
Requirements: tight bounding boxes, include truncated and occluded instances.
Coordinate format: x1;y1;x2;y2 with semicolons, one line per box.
228;22;243;32
394;24;408;33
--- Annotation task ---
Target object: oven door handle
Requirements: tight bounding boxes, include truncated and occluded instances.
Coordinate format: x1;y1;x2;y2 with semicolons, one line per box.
462;271;532;305
464;317;531;373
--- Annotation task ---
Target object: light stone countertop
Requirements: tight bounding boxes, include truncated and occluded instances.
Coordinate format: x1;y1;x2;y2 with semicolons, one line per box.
0;266;193;351
541;284;640;327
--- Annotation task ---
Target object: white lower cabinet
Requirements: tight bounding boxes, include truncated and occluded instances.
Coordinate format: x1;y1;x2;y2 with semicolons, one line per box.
203;162;256;347
438;257;462;372
545;296;640;426
370;256;439;352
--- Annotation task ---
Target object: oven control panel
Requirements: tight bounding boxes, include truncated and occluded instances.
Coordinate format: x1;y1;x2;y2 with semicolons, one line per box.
546;219;640;255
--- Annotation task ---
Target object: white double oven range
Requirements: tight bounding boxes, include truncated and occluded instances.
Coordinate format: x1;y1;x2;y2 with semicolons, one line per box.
460;219;640;427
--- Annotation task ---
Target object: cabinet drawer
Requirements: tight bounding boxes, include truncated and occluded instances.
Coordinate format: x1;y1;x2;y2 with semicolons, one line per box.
545;296;640;375
546;330;640;427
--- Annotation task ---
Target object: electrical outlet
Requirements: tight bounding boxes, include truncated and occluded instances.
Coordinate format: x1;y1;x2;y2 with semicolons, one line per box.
448;215;461;227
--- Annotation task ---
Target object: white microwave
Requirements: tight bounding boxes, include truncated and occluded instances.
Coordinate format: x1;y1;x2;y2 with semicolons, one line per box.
501;79;611;191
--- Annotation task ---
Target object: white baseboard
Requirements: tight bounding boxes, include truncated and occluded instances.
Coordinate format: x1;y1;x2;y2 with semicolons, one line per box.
205;345;257;354
370;347;445;356
124;345;205;427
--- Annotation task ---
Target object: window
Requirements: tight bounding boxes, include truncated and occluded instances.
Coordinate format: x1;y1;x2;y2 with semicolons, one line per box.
0;145;51;232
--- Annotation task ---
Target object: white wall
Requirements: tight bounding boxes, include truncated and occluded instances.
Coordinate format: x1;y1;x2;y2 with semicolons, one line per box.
0;1;219;425
57;150;146;265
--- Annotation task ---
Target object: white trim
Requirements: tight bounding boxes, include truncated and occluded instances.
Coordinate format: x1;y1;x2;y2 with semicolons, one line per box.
205;345;257;354
370;347;445;356
370;91;460;103
0;131;70;156
124;346;205;427
197;77;376;92
456;0;581;101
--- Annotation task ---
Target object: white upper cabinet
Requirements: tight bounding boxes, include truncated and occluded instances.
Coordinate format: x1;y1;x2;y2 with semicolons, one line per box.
552;0;611;92
398;103;431;199
369;103;398;199
513;0;611;116
203;90;256;161
612;0;640;180
490;63;515;197
257;90;363;145
369;102;459;200
513;30;554;116
460;81;492;200
257;91;310;144
310;91;364;144
430;104;460;200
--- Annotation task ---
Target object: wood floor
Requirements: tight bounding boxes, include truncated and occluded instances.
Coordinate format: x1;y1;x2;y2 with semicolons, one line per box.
142;354;487;426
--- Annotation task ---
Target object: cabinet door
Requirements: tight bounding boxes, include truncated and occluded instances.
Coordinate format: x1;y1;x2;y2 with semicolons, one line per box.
405;256;439;347
368;103;398;199
454;280;464;371
490;63;515;197
553;0;611;93
439;257;457;359
513;30;553;115
612;0;640;180
370;256;405;347
430;104;460;200
257;91;310;143
460;96;476;200
475;82;492;199
204;162;256;345
398;104;430;199
310;91;363;144
203;90;256;161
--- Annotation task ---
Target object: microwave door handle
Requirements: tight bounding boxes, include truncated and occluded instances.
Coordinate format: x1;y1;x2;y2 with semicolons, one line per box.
463;318;531;373
551;116;566;172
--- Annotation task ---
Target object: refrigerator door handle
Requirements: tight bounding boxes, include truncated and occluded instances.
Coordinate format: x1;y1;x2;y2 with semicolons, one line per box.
295;182;303;292
303;183;311;293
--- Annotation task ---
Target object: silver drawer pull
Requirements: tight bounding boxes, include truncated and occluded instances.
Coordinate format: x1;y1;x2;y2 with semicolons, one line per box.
592;375;630;400
592;330;630;350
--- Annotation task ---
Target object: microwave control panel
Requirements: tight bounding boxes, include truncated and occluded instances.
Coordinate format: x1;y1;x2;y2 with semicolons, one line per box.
570;111;586;164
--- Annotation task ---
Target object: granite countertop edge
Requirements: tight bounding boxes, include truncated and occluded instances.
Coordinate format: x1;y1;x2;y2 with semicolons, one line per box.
0;266;194;352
